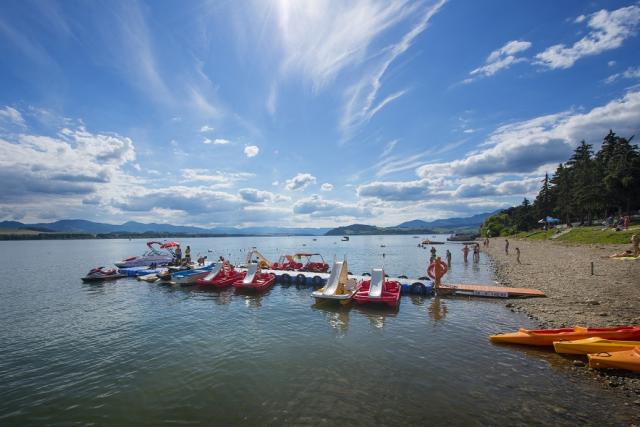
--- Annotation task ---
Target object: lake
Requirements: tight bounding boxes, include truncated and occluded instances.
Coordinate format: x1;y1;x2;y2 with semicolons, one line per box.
0;235;636;425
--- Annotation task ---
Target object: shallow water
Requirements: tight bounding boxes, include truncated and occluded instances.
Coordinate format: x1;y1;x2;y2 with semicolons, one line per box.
0;236;637;426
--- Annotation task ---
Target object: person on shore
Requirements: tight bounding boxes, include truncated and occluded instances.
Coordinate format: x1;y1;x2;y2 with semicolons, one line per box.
184;246;191;264
174;245;182;265
445;249;452;267
430;246;437;262
515;247;521;264
505;239;509;255
473;243;480;263
623;215;630;230
462;244;469;263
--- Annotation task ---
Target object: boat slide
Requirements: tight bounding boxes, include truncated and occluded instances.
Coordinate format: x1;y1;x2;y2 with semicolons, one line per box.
368;268;384;297
201;262;223;281
241;264;258;287
311;259;360;302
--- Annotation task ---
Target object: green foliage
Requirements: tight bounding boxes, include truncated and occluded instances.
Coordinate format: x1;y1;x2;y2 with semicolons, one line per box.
481;130;640;237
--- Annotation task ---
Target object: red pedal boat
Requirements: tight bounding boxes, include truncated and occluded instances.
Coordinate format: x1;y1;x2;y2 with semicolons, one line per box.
490;326;640;346
353;268;401;308
196;262;243;288
232;264;276;292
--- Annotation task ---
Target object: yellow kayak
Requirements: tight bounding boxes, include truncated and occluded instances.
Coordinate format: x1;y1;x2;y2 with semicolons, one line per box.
588;346;640;372
553;337;640;355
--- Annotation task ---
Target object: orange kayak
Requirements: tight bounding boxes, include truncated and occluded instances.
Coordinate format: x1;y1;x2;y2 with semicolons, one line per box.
490;326;640;346
588;347;640;373
553;337;640;355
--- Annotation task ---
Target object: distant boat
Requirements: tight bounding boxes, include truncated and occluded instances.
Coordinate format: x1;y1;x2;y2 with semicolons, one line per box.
421;239;444;245
341;236;349;241
447;233;479;242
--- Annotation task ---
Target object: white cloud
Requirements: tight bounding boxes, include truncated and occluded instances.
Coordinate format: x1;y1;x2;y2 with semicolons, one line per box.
244;145;259;157
204;138;230;145
293;194;372;218
606;66;640;84
380;139;399;158
341;1;445;138
417;90;640;178
238;188;289;203
181;169;253;187
469;40;532;78
285;173;316;191
357;178;435;201
320;183;333;192
453;178;539;198
536;5;640;69
200;125;214;133
0;106;26;127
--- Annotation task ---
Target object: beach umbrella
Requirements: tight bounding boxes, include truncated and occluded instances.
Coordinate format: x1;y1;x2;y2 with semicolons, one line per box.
160;241;179;248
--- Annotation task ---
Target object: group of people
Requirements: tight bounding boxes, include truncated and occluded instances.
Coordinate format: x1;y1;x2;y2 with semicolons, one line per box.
604;214;631;231
172;244;192;266
461;243;480;263
504;238;521;264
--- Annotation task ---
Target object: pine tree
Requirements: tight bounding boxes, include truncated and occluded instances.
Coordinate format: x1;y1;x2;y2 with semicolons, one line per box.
534;172;552;219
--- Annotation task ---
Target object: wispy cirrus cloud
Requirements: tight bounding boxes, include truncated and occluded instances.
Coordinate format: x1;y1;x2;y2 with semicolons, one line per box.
606;66;640;84
535;5;640;70
466;40;532;81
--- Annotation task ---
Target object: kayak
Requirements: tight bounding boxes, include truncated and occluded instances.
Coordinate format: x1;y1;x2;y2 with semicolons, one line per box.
490;326;640;346
553;337;640;355
588;346;640;372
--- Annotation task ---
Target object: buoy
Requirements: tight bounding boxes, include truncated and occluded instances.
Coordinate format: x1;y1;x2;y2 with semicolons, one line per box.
312;276;323;287
281;273;292;285
296;274;306;285
411;282;426;295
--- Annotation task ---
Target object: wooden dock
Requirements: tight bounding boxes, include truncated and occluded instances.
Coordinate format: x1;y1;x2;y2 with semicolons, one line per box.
439;283;545;298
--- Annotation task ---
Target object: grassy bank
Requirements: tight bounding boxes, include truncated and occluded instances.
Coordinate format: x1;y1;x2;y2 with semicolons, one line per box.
514;225;638;244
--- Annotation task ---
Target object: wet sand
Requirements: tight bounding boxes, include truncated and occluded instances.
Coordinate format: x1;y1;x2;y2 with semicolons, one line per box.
482;238;640;399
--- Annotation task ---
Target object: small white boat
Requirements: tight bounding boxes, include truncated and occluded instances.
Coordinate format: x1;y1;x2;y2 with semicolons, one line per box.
171;263;217;286
312;258;360;305
115;241;178;268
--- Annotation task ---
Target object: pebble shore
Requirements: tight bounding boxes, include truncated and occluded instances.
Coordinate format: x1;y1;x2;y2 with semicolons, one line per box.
483;238;640;403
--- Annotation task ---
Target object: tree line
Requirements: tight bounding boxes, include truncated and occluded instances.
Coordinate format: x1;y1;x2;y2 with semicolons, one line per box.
481;130;640;237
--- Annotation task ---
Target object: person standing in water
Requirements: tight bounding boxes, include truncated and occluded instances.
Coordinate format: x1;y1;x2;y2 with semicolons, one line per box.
462;244;469;263
430;246;437;262
505;239;509;255
473;243;480;263
445;249;452;267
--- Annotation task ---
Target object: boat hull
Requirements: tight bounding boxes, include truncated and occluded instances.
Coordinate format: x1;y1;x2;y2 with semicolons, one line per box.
353;280;401;308
232;273;276;292
490;327;640;346
81;274;126;282
588;347;640;372
553;338;640;355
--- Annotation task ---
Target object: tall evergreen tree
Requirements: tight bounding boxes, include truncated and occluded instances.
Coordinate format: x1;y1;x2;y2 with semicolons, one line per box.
534;172;552;219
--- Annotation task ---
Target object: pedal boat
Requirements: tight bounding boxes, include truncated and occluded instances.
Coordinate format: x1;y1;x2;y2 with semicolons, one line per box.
196;263;243;288
490;326;640;346
311;259;360;305
232;264;276;292
353;268;401;308
588;346;640;372
553;337;640;355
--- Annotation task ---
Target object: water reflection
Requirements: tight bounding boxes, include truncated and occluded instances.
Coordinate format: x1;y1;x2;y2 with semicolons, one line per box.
428;297;448;322
351;304;398;330
312;303;351;334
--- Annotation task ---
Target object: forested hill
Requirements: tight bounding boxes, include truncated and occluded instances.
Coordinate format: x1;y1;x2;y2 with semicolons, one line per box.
481;130;640;237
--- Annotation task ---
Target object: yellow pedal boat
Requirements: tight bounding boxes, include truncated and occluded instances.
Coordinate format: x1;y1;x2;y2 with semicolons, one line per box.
553;337;640;355
588;346;640;373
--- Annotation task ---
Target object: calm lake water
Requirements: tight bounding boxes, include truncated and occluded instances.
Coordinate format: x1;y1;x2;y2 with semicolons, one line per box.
0;235;637;426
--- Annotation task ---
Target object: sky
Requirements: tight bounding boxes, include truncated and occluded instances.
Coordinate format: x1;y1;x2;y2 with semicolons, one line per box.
1;0;640;228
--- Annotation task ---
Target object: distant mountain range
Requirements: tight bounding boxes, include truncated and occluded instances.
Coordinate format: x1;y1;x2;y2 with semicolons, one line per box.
0;210;497;239
325;211;498;236
0;219;331;236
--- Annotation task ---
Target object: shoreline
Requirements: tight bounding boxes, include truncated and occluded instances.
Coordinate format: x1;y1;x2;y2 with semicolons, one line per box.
482;238;640;400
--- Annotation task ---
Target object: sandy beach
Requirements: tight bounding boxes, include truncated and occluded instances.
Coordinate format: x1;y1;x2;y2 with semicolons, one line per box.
483;238;640;398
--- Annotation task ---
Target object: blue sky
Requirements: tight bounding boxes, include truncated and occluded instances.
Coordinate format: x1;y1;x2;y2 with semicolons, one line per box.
1;0;640;227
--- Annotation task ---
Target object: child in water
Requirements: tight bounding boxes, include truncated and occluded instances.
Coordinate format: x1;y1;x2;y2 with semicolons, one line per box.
462;244;469;263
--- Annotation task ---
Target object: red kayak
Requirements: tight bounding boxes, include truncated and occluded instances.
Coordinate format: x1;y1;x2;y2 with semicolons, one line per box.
232;265;276;292
353;268;401;308
490;326;640;346
196;264;243;288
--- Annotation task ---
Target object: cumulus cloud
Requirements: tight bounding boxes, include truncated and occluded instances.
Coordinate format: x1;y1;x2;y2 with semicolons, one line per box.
418;90;640;177
469;40;532;78
285;173;316;191
204;138;230;145
244;145;259;157
0;117;135;203
0;106;26;127
606;66;640;84
115;186;243;214
357;178;435;201
238;188;289;203
453;178;539;198
293;194;372;218
181;169;253;187
200;125;214;133
320;183;333;192
536;5;640;69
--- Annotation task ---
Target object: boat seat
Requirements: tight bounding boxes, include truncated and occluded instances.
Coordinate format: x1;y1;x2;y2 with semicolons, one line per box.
243;264;258;285
369;268;384;297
